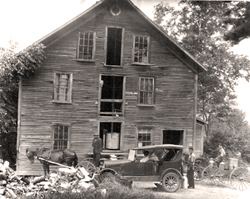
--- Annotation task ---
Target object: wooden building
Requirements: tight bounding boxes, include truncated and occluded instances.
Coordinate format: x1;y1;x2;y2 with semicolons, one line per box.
16;0;206;175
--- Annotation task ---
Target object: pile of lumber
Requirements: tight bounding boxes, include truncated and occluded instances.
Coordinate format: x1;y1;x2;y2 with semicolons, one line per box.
0;160;100;199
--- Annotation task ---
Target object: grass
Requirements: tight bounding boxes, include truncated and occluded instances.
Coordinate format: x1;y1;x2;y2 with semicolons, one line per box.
22;181;169;199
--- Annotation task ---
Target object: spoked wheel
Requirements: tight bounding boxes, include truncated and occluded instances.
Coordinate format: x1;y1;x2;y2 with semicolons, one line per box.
77;160;96;177
230;167;250;191
162;172;181;192
194;165;203;181
201;165;220;184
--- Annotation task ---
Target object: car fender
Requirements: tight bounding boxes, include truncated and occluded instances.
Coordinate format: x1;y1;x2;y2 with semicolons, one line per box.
100;168;118;176
160;168;182;180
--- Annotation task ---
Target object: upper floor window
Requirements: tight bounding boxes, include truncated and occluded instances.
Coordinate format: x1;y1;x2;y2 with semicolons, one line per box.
53;124;70;150
53;73;73;103
77;32;95;61
100;75;124;116
133;35;150;64
138;77;154;105
106;27;123;66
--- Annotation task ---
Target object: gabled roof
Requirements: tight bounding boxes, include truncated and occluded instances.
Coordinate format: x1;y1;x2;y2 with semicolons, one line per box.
37;0;206;73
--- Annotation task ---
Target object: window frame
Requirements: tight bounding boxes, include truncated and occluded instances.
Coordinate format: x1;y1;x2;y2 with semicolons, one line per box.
98;74;125;116
137;128;152;147
132;35;150;65
53;72;73;104
52;123;71;150
104;26;124;67
138;77;155;105
76;31;96;61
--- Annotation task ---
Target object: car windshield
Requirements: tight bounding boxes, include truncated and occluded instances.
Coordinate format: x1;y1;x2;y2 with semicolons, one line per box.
136;148;182;162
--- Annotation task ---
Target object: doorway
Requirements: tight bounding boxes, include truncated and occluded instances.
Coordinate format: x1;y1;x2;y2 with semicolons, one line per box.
99;75;124;116
99;122;121;150
106;27;123;65
162;130;184;145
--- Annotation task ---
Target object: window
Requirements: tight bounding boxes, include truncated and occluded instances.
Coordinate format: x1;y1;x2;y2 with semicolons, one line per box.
106;27;123;65
53;124;69;150
53;73;73;103
133;35;149;63
138;77;154;105
100;122;121;150
100;75;124;116
77;32;95;60
138;128;152;147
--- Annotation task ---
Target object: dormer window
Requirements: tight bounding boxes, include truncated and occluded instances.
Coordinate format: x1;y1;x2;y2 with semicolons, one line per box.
77;31;96;61
133;35;150;64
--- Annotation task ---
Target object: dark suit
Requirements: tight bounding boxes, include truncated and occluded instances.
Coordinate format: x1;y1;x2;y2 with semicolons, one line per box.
187;152;195;188
92;136;102;167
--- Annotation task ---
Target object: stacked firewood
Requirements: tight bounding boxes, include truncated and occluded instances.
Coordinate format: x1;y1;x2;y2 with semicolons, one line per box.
0;160;98;199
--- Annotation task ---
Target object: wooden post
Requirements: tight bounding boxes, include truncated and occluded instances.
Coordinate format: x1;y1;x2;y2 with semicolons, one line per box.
193;74;198;151
16;78;22;153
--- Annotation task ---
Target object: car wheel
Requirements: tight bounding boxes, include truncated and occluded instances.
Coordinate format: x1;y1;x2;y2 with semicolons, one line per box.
99;171;117;183
162;172;181;192
77;160;96;177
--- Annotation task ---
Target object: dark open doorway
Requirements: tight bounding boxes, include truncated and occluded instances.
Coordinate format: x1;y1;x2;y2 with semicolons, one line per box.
106;27;123;65
100;122;121;150
163;130;184;145
100;75;124;116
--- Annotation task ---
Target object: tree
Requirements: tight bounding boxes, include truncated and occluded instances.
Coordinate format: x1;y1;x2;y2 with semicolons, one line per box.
224;2;250;44
204;109;250;158
0;43;45;167
154;1;250;134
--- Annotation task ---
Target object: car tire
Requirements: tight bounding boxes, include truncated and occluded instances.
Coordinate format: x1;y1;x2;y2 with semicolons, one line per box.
99;171;117;183
162;172;181;192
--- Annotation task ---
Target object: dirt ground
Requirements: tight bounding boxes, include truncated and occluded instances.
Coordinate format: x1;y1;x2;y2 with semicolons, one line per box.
133;181;250;199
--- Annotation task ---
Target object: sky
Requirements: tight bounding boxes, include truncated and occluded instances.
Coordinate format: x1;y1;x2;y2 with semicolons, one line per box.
1;0;250;122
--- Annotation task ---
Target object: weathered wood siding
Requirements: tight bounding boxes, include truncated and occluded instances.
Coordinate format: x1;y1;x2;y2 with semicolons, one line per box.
17;3;196;175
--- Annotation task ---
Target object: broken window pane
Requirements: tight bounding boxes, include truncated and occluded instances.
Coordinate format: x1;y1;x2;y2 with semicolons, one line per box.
54;73;72;103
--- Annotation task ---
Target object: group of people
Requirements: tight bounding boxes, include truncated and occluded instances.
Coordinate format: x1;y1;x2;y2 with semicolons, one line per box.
140;150;159;162
185;144;226;189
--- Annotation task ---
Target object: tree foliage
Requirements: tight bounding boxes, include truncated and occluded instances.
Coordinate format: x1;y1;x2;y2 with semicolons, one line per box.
204;109;250;159
0;43;45;166
154;1;250;132
224;2;250;44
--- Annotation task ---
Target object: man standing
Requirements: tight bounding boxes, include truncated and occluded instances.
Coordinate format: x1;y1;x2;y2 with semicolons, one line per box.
216;144;226;167
92;134;102;167
187;146;195;189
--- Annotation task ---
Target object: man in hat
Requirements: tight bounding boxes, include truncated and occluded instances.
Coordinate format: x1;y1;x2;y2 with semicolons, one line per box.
187;146;195;188
92;134;103;167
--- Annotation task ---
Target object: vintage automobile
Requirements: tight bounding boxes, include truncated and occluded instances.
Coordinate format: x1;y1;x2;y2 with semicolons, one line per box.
99;144;184;192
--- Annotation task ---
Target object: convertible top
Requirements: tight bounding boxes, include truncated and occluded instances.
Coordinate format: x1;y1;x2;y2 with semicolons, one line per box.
133;144;183;150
